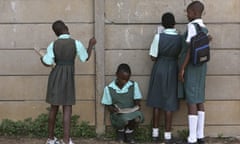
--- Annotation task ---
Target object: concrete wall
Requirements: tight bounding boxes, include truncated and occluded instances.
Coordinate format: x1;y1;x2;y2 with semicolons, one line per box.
0;0;96;125
0;0;239;137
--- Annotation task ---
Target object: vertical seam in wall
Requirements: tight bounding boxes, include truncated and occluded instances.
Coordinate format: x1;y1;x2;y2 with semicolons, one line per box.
94;0;105;134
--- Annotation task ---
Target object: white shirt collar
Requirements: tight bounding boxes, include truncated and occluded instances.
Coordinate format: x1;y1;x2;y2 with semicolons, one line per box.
163;28;178;35
58;34;71;39
189;18;205;27
190;19;203;24
108;80;134;93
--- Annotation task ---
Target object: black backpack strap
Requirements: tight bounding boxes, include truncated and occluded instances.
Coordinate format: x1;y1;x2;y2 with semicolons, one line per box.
130;80;135;89
193;23;202;33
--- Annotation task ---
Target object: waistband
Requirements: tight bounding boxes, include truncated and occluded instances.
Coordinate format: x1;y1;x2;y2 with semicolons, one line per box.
56;60;74;65
159;56;177;60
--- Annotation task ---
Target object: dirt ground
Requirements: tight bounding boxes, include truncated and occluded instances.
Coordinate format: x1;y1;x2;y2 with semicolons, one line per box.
0;137;239;144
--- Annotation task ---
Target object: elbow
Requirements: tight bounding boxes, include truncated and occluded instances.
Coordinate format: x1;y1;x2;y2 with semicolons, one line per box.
150;56;157;61
40;57;53;67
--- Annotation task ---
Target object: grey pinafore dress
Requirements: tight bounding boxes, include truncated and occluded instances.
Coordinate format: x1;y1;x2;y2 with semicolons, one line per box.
178;26;208;104
147;33;182;111
109;84;144;129
46;38;76;105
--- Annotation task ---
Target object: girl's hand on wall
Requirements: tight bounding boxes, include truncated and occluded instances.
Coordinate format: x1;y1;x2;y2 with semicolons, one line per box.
89;37;97;46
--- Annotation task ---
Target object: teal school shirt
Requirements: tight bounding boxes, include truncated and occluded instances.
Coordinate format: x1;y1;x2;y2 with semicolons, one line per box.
42;34;88;65
101;80;143;105
149;28;179;57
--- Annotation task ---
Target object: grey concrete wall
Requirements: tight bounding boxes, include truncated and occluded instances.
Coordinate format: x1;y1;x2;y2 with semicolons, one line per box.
0;0;239;137
0;0;96;125
104;0;240;137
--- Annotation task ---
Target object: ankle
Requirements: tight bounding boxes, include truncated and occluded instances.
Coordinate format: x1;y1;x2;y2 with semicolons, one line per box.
62;138;71;144
48;135;55;139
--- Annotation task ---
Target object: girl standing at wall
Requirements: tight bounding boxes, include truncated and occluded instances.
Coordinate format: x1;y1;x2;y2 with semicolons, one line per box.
147;12;183;143
41;20;96;144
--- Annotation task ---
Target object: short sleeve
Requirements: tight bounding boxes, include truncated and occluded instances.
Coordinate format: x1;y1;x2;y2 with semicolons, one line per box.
75;40;88;62
133;82;142;100
42;42;55;65
101;87;112;105
149;34;159;57
186;23;197;43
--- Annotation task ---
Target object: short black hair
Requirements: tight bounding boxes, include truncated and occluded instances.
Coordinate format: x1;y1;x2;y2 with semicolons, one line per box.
162;12;176;28
52;20;68;36
116;63;131;75
187;1;204;14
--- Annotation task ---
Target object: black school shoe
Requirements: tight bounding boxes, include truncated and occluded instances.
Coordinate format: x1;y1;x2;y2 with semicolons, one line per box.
180;142;197;144
197;138;205;144
181;141;197;144
125;132;135;144
116;131;125;143
164;139;173;144
152;136;159;143
165;138;186;144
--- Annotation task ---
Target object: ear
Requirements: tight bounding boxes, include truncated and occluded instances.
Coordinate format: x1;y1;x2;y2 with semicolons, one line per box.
65;25;69;32
193;10;198;16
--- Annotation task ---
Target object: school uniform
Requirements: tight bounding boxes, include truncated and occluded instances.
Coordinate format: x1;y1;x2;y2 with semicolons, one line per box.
147;29;182;111
101;80;144;129
179;19;208;104
178;18;209;143
42;34;88;105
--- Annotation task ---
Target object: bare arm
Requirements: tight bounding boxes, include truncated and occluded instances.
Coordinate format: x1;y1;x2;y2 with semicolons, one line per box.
179;44;191;82
107;105;119;113
40;57;53;67
86;37;97;61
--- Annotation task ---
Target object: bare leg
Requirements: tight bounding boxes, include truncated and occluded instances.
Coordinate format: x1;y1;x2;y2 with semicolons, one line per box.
126;119;137;130
63;105;72;143
152;108;161;140
197;103;204;111
48;105;59;139
164;111;172;132
197;103;205;140
153;108;160;128
188;103;197;115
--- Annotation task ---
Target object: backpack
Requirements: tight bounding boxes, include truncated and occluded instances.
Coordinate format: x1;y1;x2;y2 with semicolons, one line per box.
190;23;210;65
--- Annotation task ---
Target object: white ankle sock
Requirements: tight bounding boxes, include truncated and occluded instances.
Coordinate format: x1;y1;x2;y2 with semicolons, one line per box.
164;132;172;140
152;128;159;137
188;115;198;143
125;128;133;134
118;128;125;132
197;111;205;139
